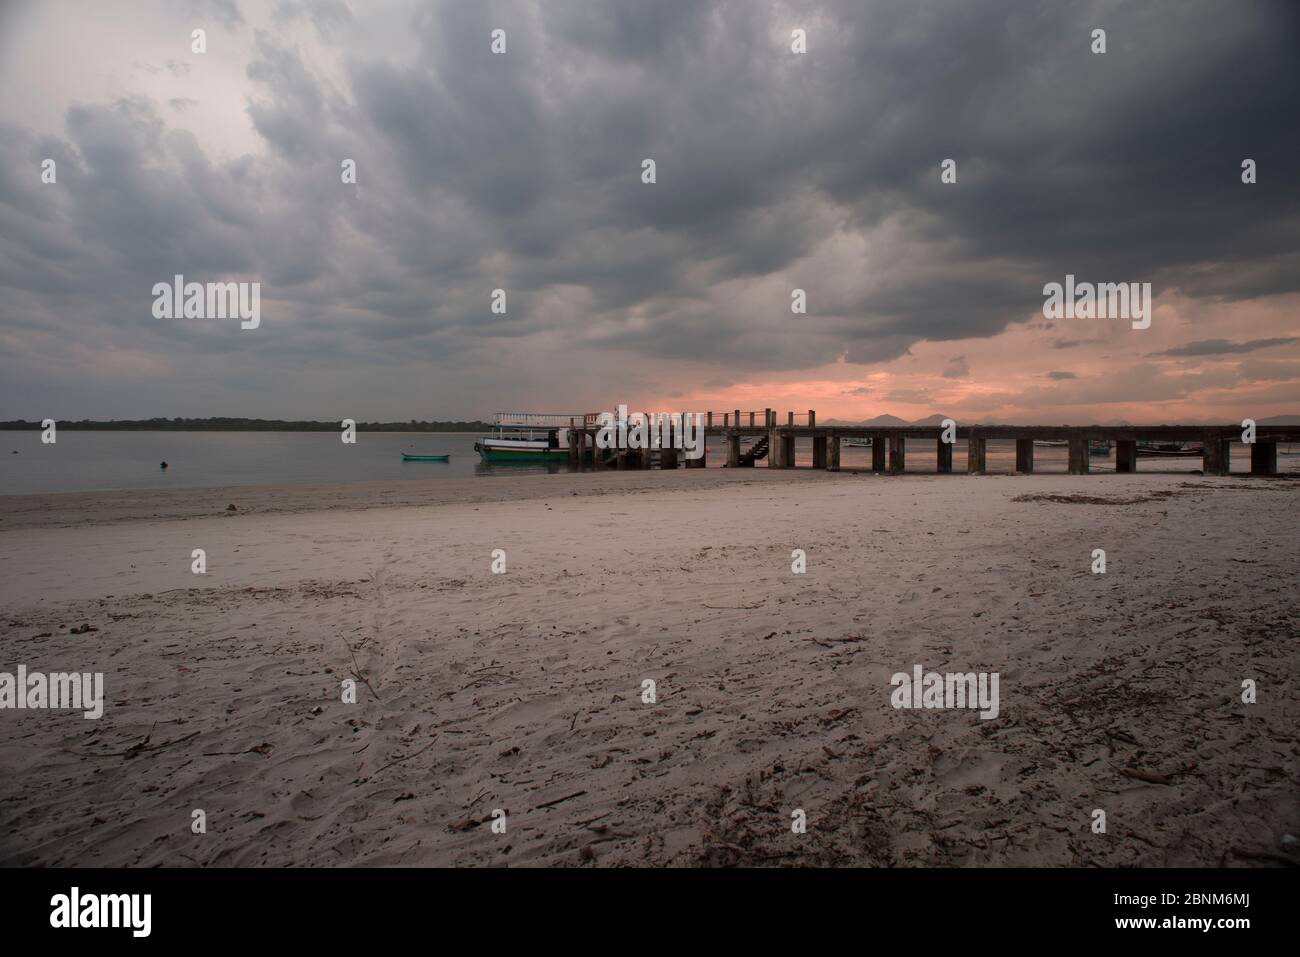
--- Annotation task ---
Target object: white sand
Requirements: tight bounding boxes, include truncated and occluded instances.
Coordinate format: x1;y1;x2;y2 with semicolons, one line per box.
1;469;1296;866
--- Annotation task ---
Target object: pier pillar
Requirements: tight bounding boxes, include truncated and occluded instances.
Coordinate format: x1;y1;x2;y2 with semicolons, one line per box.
1250;441;1277;476
812;435;827;469
782;433;796;468
568;427;580;466
661;448;679;469
872;435;887;472
1068;436;1090;474
768;425;782;467
888;435;906;475
967;435;986;474
827;435;840;471
1015;439;1034;474
808;410;816;428
726;433;740;468
1115;440;1138;473
687;426;706;468
1202;437;1231;476
937;439;953;473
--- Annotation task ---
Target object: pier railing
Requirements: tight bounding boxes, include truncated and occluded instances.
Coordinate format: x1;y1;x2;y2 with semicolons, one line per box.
700;410;818;428
496;412;601;428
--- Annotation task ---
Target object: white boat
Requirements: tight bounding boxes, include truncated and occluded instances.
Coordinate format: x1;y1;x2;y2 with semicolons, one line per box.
474;412;596;463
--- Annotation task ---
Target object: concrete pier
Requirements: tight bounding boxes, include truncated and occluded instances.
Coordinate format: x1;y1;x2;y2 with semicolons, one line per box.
1116;440;1138;473
1203;438;1231;476
937;439;953;473
1015;439;1034;474
888;435;906;475
564;411;1299;478
1068;437;1089;475
1250;440;1277;476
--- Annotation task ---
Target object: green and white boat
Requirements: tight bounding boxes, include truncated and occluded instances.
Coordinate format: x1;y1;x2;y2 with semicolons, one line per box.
400;452;450;462
474;412;596;463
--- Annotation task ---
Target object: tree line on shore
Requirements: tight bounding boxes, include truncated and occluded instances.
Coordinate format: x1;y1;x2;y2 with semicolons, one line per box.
0;418;493;432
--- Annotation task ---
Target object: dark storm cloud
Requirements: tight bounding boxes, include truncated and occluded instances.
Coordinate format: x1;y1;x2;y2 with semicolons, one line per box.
942;356;970;379
273;0;352;41
1149;337;1299;357
1;0;1298;416
190;0;244;29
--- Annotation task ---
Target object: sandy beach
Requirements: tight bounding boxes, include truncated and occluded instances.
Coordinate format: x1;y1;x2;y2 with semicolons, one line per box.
1;469;1296;867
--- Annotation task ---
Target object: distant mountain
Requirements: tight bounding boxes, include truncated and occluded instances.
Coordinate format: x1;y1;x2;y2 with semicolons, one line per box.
822;413;946;427
1258;414;1300;425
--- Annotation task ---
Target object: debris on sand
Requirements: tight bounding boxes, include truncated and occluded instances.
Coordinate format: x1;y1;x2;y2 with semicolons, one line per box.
1014;491;1184;506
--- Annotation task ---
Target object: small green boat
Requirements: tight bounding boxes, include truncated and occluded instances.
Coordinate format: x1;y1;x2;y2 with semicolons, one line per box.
401;452;450;462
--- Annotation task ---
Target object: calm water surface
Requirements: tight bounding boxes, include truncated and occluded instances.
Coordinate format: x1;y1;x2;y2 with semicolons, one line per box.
0;431;1289;496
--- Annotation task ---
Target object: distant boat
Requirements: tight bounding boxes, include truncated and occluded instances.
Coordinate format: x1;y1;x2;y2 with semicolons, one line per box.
843;438;872;448
400;452;450;462
1033;440;1068;448
1089;440;1113;456
1137;441;1202;457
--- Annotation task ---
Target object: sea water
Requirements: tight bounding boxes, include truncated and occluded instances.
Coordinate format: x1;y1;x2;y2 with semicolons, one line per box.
0;431;1286;496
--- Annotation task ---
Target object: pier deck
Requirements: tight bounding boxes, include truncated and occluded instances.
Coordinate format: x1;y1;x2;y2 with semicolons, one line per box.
566;410;1299;477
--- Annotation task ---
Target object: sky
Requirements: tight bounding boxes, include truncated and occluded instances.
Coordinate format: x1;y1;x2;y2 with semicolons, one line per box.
1;0;1297;424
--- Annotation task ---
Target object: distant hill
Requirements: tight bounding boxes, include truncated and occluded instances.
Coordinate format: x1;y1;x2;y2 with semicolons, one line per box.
822;413;946;427
1258;414;1300;425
